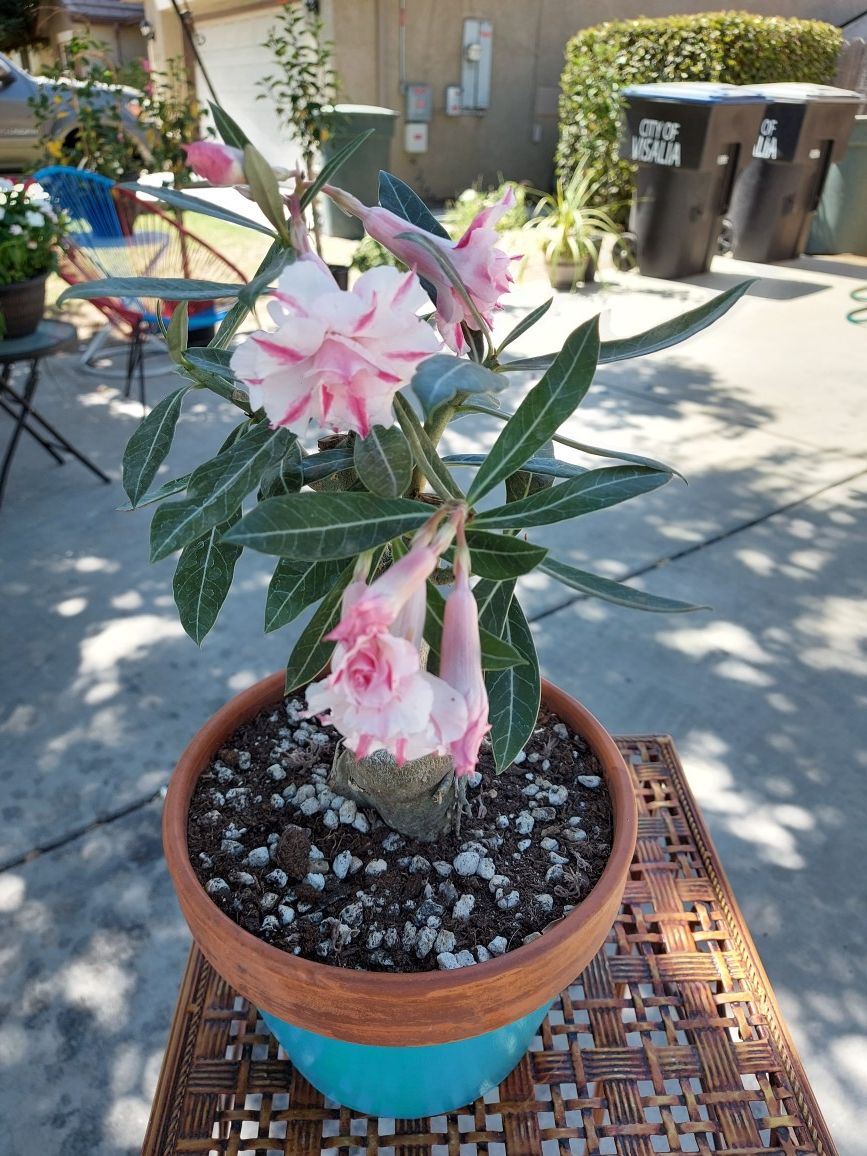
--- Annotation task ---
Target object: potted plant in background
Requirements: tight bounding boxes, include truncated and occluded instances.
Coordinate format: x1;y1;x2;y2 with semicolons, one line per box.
523;162;623;290
0;180;65;340
59;108;751;1117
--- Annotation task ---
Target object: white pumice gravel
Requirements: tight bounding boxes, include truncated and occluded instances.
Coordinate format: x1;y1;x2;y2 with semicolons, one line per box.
365;859;387;876
578;775;602;789
332;850;353;880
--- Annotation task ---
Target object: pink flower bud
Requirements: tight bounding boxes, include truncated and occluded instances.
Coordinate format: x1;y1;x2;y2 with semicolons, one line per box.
326;184;515;354
439;546;490;777
181;141;246;185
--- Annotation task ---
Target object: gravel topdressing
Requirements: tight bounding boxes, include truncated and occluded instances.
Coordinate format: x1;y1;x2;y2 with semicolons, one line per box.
187;695;613;973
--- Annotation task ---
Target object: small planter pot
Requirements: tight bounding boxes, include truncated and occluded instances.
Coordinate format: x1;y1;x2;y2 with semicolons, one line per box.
547;253;596;291
0;273;48;340
163;671;637;1117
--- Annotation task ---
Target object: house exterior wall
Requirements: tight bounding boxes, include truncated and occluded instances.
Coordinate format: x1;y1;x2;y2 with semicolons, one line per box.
141;0;862;200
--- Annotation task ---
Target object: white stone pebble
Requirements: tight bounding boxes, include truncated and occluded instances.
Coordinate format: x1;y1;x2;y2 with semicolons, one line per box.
548;786;569;806
382;831;403;852
267;764;286;781
453;850;480;876
265;869;288;889
517;839;531;852
497;890;521;911
477;857;496;881
206;878;230;897
549;852;569;865
269;793;285;810
452;894;475;920
233;871;255;886
349;856;363;874
553;723;569;739
435;929;456;954
546;865;564;884
433;860;453;877
340;901;364;927
410;855;431;874
467;771;483;788
488;874;511;893
338;799;357;824
278;905;295;925
332;850;353;880
237;751;251;770
224;822;246;840
299;796;320;817
365;859;387;877
495;815;510;829
322;809;339;830
301;873;323;892
416;926;438;958
515;811;535;835
260;892;278;911
563;828;587;843
295;783;316;803
245;846;271;868
401;922;418;950
437;952;460;970
540;837;559;852
261;914;279;933
282;784;297;800
541;759;551;772
367;930;384;950
454;949;476;967
578;775;602;789
476;945;491;963
522;784;539;797
328;794;345;811
534;893;554;915
488;936;508;956
353;813;370;834
512;750;527;765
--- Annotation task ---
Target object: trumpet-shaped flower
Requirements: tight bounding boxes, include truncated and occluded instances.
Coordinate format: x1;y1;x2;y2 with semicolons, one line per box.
306;633;467;765
181;141;246;185
230;259;440;438
439;547;491;777
326;185;515;354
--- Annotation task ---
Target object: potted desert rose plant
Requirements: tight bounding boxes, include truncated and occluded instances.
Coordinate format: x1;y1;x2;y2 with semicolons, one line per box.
0;180;65;340
59;107;751;1117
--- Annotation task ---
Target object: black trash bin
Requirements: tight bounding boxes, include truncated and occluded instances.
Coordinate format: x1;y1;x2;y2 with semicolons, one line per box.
619;83;766;279
730;84;862;263
319;104;398;241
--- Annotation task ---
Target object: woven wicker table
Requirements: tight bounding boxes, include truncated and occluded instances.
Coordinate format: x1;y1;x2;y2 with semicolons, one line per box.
143;736;837;1155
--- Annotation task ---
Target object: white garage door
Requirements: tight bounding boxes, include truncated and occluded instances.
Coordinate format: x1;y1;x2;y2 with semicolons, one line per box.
195;8;303;170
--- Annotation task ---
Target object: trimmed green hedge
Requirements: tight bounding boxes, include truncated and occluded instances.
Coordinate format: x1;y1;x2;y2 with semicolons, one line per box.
556;11;842;223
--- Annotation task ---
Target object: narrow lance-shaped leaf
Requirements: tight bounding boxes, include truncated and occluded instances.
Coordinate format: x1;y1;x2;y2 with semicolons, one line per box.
540;557;710;614
301;129;374;211
224;492;432;559
423;583;527;673
120;182;276;237
209;101;250;150
495;297;553;357
378;170;451;239
213;238;283;349
117;472;190;511
474;464;671;530
302;448;356;485
392;393;464;501
410;355;504;419
462;529;548;581
467;315;600;504
243;143;291;242
506;439;556;504
172;509;243;645
486;596;541;772
59;278;245;305
259;440;304;498
444;452;586;480
164;301;188;363
150;425;291;561
122;385;190;507
284;562;356;694
353;425;413;497
265;557;346;634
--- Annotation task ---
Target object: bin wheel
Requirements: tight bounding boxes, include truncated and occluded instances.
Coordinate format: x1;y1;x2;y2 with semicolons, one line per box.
717;219;734;256
612;233;638;272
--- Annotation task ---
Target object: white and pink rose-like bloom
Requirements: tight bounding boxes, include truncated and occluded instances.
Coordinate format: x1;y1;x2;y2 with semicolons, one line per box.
439;544;491;777
181;141;246;186
230;259;440;438
326;185;516;354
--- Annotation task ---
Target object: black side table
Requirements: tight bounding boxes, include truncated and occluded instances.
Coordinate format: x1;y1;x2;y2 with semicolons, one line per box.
0;320;110;509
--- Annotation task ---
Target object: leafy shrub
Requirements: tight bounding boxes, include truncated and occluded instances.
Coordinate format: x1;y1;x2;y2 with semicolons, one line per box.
442;179;529;239
557;11;842;223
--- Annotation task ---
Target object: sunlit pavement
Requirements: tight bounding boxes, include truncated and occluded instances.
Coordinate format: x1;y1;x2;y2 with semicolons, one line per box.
1;251;865;1153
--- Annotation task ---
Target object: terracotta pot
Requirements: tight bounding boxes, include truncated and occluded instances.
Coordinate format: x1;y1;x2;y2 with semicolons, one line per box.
0;273;48;340
163;671;636;1114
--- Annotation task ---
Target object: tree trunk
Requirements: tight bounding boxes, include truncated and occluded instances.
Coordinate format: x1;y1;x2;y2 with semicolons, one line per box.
329;744;458;842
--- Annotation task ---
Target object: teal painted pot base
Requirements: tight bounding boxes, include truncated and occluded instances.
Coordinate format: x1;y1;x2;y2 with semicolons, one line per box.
259;1001;552;1117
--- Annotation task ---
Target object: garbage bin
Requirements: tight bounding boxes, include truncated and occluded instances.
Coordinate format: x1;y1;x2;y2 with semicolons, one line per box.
806;114;867;256
319;105;398;240
619;83;766;279
729;84;862;263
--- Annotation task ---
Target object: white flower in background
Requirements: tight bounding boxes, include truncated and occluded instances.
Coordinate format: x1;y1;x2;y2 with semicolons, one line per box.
24;211;45;229
9;224;23;236
0;178;14;192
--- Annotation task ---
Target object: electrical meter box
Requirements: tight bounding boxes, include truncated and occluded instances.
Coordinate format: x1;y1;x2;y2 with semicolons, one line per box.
445;85;462;116
461;19;492;111
405;84;432;123
404;122;429;153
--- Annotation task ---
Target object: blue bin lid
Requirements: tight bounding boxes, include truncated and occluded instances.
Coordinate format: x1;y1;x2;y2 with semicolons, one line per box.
622;82;764;104
740;83;862;104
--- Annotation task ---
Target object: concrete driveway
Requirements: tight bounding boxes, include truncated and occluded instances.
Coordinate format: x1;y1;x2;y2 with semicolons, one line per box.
1;251;865;1153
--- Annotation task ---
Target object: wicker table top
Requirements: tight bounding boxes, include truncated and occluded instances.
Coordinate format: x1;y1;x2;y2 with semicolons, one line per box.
143;736;837;1156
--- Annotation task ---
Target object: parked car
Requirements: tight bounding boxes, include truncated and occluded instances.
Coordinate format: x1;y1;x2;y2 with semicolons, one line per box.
0;52;151;174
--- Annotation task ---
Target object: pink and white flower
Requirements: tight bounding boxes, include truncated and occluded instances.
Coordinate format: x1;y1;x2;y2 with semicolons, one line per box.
439;544;491;777
326;185;515;354
306;632;467;765
181;141;246;185
230;259;440;438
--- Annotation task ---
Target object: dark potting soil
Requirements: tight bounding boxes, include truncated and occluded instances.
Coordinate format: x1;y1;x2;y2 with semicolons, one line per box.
187;695;613;974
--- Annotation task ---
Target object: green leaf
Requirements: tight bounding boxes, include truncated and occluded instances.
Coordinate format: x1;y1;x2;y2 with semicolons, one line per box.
423;583;527;673
467;315;600;504
183;346;234;380
172;509;243;645
122;386;190;507
539;557;709;614
353;425;413;497
165;301;188;363
223;492;431;559
120;182;276;237
474;464;671;530
392;393;463;501
443;452;587;481
378;171;451;239
302;448;356;485
209;101;250;150
265;557;346;634
463;529;548;580
243;143;290;242
117;472;190;511
284;563;355;694
259;440;304;498
411;355;504;418
238;245;294;306
506;440;556;504
500;281;756;373
213;239;283;349
301;129;374;211
486;596;541;772
495;298;553;357
59;278;244;305
150;425;291;561
473;577;514;636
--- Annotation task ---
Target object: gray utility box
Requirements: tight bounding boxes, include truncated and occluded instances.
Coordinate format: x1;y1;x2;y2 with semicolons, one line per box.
729;84;862;263
620;83;765;280
319;105;398;241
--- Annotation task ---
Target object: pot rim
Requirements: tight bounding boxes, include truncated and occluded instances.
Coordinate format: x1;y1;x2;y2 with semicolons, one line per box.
163;670;636;1040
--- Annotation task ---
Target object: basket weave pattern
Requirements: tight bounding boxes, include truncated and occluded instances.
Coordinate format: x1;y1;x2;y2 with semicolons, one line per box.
144;736;836;1155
